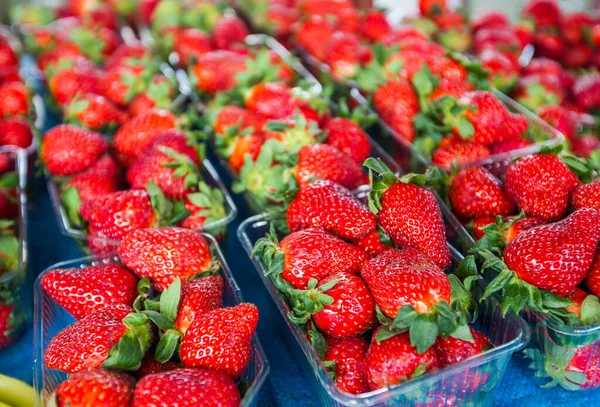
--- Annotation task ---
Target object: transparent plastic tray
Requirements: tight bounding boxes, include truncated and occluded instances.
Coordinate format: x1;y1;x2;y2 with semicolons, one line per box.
46;158;238;253
33;232;269;406
238;213;530;406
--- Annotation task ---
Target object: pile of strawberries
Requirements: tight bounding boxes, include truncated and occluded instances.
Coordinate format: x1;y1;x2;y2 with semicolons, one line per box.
252;159;493;397
42;227;259;406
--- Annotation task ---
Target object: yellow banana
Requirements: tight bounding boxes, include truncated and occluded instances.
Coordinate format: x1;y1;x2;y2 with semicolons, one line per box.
0;375;36;407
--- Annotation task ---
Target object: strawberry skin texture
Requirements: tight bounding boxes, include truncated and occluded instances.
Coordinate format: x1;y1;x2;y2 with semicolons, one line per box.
0;81;28;117
213;16;249;50
432;141;490;168
44;304;133;374
449;166;515;219
294;144;365;190
489;138;532;155
0;118;33;148
287;180;377;241
118;228;212;292
213;106;260;136
56;369;135;407
572;73;600;110
48;65;103;107
245;82;295;120
324;118;371;164
565;344;600;389
365;329;439;391
584;250;600;298
175;275;224;334
41;125;108;176
572;180;600;213
360;10;392;42
504;154;579;222
174;28;212;66
180;303;258;379
132;368;240;407
377;183;452;269
64;156;121;201
65;93;128;131
325;31;360;80
433;327;491;367
373;80;418;143
191;51;247;93
134;356;179;379
504;209;600;296
41;264;138;320
361;248;451;318
296;15;334;62
312;272;376;338
353;229;392;257
278;228;369;289
325;336;369;395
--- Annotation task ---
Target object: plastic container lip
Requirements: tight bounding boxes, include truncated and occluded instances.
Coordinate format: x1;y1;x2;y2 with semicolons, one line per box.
349;87;566;171
0;146;28;287
32;232;270;407
237;213;530;406
46;158;238;244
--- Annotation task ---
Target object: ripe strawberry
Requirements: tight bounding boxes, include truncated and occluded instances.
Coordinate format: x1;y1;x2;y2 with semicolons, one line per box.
132;368;240;407
428;78;473;101
41;125;108;176
118;228;213;291
504;153;579;222
535;32;565;60
48;63;103;107
432;141;490;169
360;10;392;42
373;80;418;143
524;58;563;77
64;93;128;132
245;82;295;120
538;105;576;141
44;304;149;373
55;369;135;407
449;166;515;219
228;134;264;173
485;215;547;244
365;329;439;390
325;31;360;80
135;355;179;378
515;74;565;112
354;229;392;257
584;250;600;298
213;16;249;50
41;264;138;320
191;51;248;94
472;12;509;32
419;0;447;16
127;75;177;117
0;40;18;70
565;287;591;319
572;74;600;111
105;43;148;70
287;180;377;241
0;304;23;349
473;28;521;56
80;190;156;241
114;109;177;165
361;248;451;318
213;105;261;137
433;327;491;367
253;227;369;289
63;155;120;203
293;144;365;190
0;81;28;117
325;336;369;394
572;180;600;213
504;209;600;296
478;49;519;93
0;118;33;148
264;4;300;39
174;275;223;334
180;303;258;378
490;138;532;155
296;15;334;61
102;64;145;107
179;182;228;233
571;134;600;159
561;44;593;69
523;0;561;28
0;67;20;85
173;28;212;66
324;117;371;165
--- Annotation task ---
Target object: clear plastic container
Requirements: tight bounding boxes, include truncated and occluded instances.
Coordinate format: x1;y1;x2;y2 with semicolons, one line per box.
46;158;238;254
0;146;28;349
32;232;269;406
237;213;530;407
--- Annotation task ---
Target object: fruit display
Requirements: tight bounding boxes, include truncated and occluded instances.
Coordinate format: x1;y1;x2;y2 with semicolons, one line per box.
35;228;267;406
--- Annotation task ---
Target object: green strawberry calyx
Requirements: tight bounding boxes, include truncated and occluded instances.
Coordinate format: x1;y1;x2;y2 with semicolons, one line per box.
146;181;191;227
184;181;228;237
352;43;400;93
287;277;340;325
524;346;588;391
101;310;152;371
60;185;84;229
335;98;378;129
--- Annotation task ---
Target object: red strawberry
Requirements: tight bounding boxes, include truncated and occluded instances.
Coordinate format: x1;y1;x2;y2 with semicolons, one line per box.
174;275;223;334
180;303;258;378
228;134;264;173
325;31;360;80
566;287;590;319
213;16;249;50
361;248;451;318
360;10;392;42
127;75;176;117
41;264;138;320
561;44;593;69
584;250;600;298
365;329;439;390
324;117;371;165
191;51;248;94
48;63;103;107
296;15;334;61
0;118;33;148
428;78;473;101
473;28;521;56
419;0;447;16
449;166;515;219
264;5;300;39
478;49;519;93
504;153;579;222
571;134;600;159
64;93;128;132
523;0;562;28
572;74;600;111
433;327;491;367
105;43;148;70
118;228;213;291
174;28;212;66
490;138;532;155
41;125;108;176
354;229;392;257
562;344;600;389
524;58;563;77
572;180;600;213
63;155;120;202
0;81;28;117
102;64;145;107
535;32;565;61
213;106;261;137
515;75;565;112
324;336;369;394
135;355;179;378
504;209;600;296
179;182;228;233
245;82;295;120
373;80;418;143
80;190;156;241
537;105;577;141
472;12;510;32
253;227;369;290
0;304;23;349
287;180;376;241
432;141;491;169
132;368;240;407
44;304;149;373
293;144;365;190
0;40;18;70
55;369;134;407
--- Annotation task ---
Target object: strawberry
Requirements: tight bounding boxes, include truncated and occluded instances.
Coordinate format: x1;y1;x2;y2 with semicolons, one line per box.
228;134;264;173
134;355;179;378
213;105;261;137
105;43;148;70
245;82;295;120
295;15;334;61
503;209;600;296
523;0;561;28
0;118;33;148
504;153;579;222
360;10;392;42
253;227;369;289
437;25;472;54
55;369;135;407
325;32;360;80
373;80;418;143
449;166;515;219
361;248;451;318
584;250;600;298
48;62;103;107
473;28;521;56
433;327;491;367
0;81;28;117
523;58;563;77
419;0;447;16
102;64;145;107
264;5;300;39
114;109;177;165
428;78;473;101
173;28;212;66
174;275;223;334
380;27;428;46
213;16;249;50
293;144;365;190
432;141;490;168
80;190;156;241
571;134;600;159
132;368;240;407
324;117;371;165
41;125;108;176
41;264;138;320
472;12;510;32
64;93;128;132
44;304;150;373
366;159;451;269
324;336;369;394
127;75;177;117
561;44;593;69
180;303;258;378
263;114;320;152
0;304;23;349
0;68;20;85
490;138;532;155
354;229;392;257
476;214;546;244
190;51;248;94
535;32;565;60
118;228;213;291
365;329;439;391
572;74;600;111
287;180;377;241
538;105;577;141
478;49;519;93
572;180;600;213
0;40;18;70
63;155;120;203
